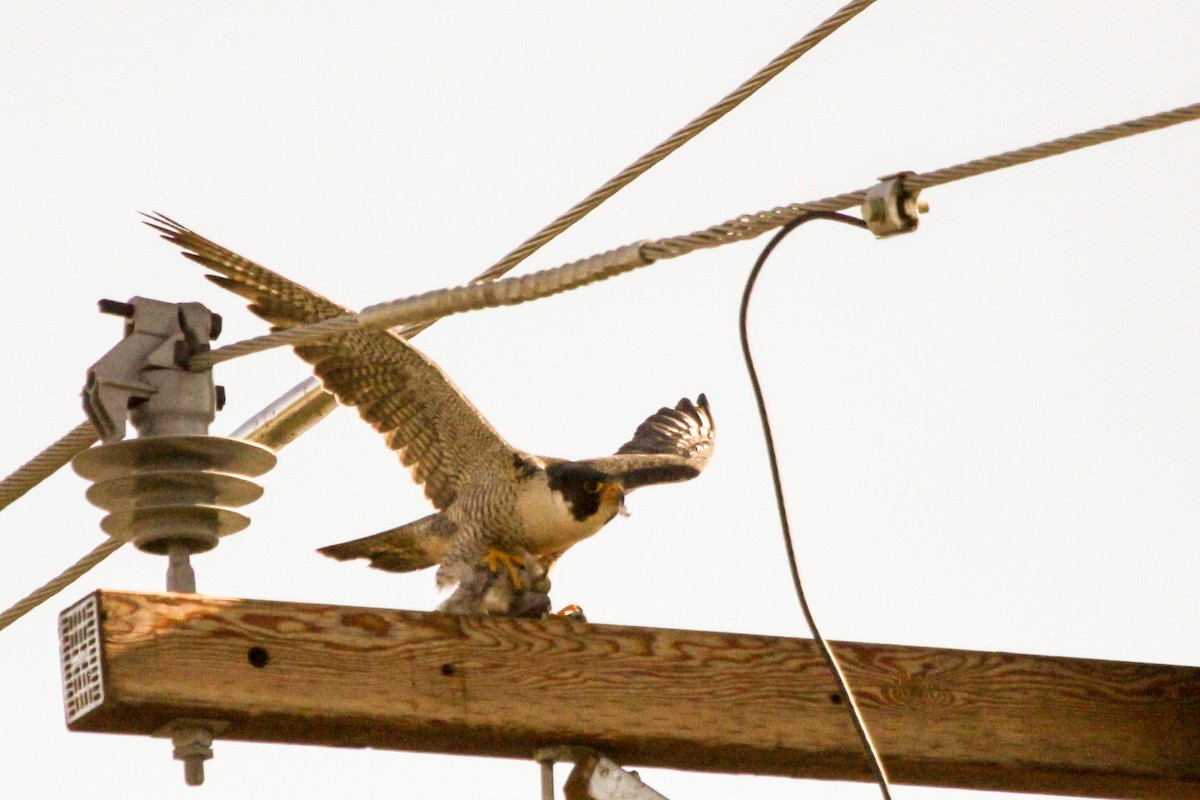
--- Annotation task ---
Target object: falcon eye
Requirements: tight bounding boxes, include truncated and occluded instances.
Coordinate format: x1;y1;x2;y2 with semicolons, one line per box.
583;479;604;494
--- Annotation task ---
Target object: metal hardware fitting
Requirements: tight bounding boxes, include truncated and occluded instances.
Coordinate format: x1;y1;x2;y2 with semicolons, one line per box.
862;171;928;237
71;297;273;783
535;747;594;800
534;748;671;800
59;594;105;725
84;297;221;444
156;719;228;787
564;755;670;800
74;297;276;592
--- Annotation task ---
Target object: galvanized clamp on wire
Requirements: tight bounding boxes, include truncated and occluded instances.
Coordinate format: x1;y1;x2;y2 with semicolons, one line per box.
861;171;928;237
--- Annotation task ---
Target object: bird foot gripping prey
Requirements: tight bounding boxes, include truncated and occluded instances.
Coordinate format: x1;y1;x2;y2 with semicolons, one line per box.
437;553;552;617
481;550;528;590
437;558;589;619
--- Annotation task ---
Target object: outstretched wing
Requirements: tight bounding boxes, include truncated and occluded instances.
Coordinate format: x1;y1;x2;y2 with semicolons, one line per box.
144;213;516;510
579;395;715;491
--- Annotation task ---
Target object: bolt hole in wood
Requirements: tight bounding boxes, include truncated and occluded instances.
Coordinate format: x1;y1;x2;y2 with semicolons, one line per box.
440;663;455;677
829;693;842;705
247;646;270;668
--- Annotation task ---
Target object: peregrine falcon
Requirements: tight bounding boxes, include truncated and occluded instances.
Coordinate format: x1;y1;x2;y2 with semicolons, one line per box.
146;214;716;608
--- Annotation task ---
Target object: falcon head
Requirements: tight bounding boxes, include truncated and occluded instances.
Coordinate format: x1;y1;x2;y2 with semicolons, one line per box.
545;462;627;525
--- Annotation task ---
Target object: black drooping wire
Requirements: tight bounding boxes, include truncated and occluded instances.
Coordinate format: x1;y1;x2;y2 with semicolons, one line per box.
738;210;893;799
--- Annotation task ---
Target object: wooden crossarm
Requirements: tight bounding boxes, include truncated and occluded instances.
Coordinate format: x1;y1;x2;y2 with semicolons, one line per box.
59;590;1200;798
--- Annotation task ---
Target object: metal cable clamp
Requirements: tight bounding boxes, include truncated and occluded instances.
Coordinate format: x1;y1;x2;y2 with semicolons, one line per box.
862;171;928;237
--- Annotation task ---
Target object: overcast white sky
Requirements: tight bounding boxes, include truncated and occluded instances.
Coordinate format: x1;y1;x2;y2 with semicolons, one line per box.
2;3;1199;799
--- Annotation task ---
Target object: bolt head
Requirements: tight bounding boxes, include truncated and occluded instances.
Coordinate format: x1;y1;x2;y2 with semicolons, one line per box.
98;299;136;318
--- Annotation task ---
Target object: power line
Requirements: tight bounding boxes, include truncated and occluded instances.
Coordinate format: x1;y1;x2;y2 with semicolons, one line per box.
0;421;97;514
0;2;880;634
642;100;1200;260
0;422;103;631
179;237;653;369
737;211;892;799
466;0;880;290
0;538;120;633
1;98;1196;636
218;0;884;452
185;100;1200;370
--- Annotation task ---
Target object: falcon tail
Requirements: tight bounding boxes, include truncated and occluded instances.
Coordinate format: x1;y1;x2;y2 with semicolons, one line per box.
317;513;456;573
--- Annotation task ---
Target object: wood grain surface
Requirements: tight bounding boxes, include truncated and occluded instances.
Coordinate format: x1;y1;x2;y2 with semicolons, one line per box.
66;590;1200;798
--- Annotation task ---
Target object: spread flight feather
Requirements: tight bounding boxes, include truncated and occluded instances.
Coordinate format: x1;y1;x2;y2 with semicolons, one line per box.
146;213;715;600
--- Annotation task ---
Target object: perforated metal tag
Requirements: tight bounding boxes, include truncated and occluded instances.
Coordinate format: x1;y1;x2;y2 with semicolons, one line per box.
59;594;104;723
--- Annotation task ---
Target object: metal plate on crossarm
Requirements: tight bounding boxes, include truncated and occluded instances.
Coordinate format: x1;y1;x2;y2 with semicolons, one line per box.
59;594;104;725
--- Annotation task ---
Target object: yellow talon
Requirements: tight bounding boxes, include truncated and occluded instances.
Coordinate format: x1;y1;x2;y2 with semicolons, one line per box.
481;550;526;590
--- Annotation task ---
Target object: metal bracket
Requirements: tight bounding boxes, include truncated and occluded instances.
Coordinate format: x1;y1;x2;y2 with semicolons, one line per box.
862;171;928;237
535;748;672;800
535;747;595;800
84;297;222;445
563;755;671;800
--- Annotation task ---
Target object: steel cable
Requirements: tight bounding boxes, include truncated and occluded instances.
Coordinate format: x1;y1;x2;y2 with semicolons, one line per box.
465;0;880;289
0;538;121;633
0;421;97;514
0;2;878;634
220;0;879;446
0;422;105;630
643;100;1200;260
188;100;1200;369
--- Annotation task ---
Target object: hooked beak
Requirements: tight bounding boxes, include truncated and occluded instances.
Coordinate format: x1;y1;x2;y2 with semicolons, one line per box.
603;482;630;517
